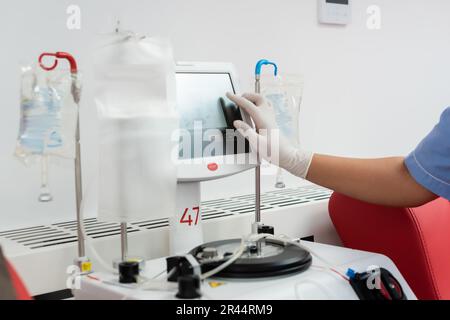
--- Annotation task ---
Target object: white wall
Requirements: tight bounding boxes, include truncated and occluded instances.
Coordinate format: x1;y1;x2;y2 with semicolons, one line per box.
1;0;449;230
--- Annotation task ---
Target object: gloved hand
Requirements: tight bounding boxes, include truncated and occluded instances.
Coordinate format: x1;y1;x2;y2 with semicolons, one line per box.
226;92;313;179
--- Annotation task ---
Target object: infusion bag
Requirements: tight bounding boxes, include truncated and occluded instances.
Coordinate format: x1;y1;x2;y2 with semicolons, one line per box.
15;66;78;163
261;74;303;147
94;33;179;223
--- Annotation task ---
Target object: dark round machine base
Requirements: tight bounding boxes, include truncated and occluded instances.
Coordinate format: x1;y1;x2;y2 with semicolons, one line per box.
190;238;312;278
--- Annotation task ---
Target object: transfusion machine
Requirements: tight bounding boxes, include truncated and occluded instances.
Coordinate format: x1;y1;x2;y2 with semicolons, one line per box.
74;62;415;300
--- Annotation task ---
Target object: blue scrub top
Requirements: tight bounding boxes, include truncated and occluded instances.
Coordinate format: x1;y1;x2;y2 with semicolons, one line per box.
405;107;450;200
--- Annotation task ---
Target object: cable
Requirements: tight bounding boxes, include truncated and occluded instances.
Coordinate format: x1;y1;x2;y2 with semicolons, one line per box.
199;233;270;280
78;176;117;274
269;234;349;280
119;268;178;300
268;234;350;299
200;237;246;280
198;232;348;281
151;269;168;280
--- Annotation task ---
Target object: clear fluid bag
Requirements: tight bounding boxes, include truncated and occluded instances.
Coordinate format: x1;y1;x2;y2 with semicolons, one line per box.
16;66;78;161
94;33;179;223
261;74;304;187
15;65;79;200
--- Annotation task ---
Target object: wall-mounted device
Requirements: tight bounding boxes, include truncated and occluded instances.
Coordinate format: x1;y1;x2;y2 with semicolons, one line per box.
318;0;351;25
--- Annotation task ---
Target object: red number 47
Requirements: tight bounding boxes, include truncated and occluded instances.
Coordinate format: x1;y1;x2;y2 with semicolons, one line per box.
180;207;200;226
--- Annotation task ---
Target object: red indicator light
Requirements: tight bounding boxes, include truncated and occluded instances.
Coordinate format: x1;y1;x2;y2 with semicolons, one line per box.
207;163;218;171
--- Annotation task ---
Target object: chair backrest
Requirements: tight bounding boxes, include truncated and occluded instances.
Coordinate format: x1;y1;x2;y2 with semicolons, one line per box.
328;193;450;300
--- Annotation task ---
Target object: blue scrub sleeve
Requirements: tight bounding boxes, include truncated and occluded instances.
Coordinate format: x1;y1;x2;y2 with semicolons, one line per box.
404;107;450;201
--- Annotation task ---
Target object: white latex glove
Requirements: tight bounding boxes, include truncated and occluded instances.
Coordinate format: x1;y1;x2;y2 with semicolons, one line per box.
226;92;313;179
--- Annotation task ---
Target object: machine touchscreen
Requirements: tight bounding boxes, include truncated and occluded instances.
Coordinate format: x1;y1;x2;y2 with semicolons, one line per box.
176;72;249;159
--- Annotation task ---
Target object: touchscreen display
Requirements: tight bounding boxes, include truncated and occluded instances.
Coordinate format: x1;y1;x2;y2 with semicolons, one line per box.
176;72;249;159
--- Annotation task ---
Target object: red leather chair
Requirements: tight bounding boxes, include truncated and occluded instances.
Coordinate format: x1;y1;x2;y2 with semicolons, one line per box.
328;193;450;300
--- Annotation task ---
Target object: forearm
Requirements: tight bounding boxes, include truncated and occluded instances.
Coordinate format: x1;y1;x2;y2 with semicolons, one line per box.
305;154;437;207
227;92;438;207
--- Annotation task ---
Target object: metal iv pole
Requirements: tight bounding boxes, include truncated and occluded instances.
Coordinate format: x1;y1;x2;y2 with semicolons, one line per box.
38;52;91;274
253;59;278;237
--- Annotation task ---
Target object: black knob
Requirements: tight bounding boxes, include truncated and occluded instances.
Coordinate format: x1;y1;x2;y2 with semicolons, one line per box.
258;224;274;235
249;244;258;254
119;261;139;284
176;275;201;299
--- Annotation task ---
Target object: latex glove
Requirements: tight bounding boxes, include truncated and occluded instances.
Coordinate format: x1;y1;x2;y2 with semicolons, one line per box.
226;92;313;179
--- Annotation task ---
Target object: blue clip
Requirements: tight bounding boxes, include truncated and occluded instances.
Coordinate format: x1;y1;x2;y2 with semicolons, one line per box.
346;268;356;280
255;59;278;76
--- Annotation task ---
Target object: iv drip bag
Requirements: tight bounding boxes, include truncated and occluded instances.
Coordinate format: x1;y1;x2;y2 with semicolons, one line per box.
94;33;178;223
